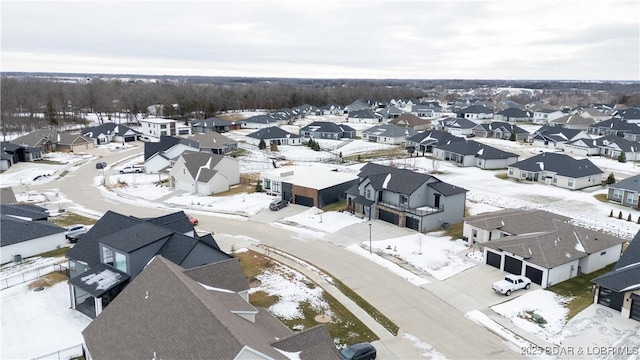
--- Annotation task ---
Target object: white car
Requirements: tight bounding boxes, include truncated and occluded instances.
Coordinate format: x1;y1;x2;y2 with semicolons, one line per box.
492;274;531;296
119;165;145;174
65;224;88;242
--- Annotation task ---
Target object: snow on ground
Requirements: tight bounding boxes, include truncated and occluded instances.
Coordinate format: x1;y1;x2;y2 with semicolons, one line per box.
368;233;475;280
280;207;366;233
0;281;91;359
0;256;66;279
165;192;275;216
346;245;430;286
491;289;570;345
402;332;447;360
248;261;332;321
328;140;397;157
0;153;94;187
465;310;531;348
466;200;504;216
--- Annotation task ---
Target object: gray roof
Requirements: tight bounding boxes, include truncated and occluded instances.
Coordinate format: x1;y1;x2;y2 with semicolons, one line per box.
83;123;141;139
247;126;300;140
459;105;493;114
550;114;596;126
192;117;241;127
495;108;532;118
594;134;640;152
484;222;625;269
83;256;335;359
434;140;518;160
476;122;529;135
272;324;340;360
532;126;585;143
463;209;571;236
183;258;249;293
427;182;468;196
99;222;173;253
0;215;66;247
0;204;49;220
144;135;199;161
187;132;237;149
438;117;478;129
615;107;640;120
362;125;418;138
592;231;640;292
244;114;279;124
348;109;378;119
608;174;640;193
508;152;603;178
406;130;464;146
68;263;130;297
360;163;434;195
589;118;639;132
179;151;226;179
299;121;356;134
0;187;17;204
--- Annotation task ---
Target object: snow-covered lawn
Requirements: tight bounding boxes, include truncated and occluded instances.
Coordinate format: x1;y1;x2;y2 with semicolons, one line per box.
491;289;570;345
165;192;275;216
346;245;430;286
0;153;94;187
280;207;366;233
367;233;475;280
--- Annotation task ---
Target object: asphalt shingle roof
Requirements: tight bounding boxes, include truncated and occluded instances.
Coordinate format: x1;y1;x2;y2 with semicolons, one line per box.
434;140;518;159
592;231;640;292
608;174;640;193
508;152;603;178
0;204;49;220
299;121;356;134
463;209;571;236
363;125;418;138
359;163;434;195
0;215;66;246
68;263;130;297
247;126;300;140
406;130;464;146
144;135;199;161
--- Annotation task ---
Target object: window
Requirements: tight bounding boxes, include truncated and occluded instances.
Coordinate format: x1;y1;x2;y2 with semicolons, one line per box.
568;179;574;187
400;195;408;205
553;176;557;184
272;181;280;193
612;189;623;199
366;189;371;199
102;246;114;266
472;229;478;238
160;124;167;129
600;251;607;256
264;178;271;189
627;193;638;205
508;168;514;176
114;252;127;272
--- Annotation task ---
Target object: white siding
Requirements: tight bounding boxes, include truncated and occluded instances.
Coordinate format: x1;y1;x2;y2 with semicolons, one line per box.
578;244;622;274
145;155;171;174
1;233;67;264
546;260;579;287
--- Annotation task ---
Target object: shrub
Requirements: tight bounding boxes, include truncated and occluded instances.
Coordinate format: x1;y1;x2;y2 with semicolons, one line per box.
255;179;263;192
605;173;616;185
258;139;266;150
628;213;632;221
618;211;623;219
609;210;613;217
618;152;626;163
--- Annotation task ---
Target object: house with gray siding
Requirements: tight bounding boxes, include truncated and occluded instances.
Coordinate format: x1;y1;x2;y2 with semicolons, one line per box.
405;130;465;156
298;121;356;139
83;123;141;145
191;117;242;133
433;140;519;169
362;125;418;145
530;126;591;149
347;109;383;124
187;132;238;155
66;210;230;319
246;126;302;147
507;152;603;190
472;122;529;141
492;108;532;122
588;118;640;137
346;163;467;232
607;174;640;209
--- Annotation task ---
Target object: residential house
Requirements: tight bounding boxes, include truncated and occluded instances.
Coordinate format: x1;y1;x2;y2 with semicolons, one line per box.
507;152;603;190
139;118;178;138
492;108;532;122
242;115;280;129
376;106;405;119
432;117;478;137
578;107;611;123
596;135;640;161
11;130;94;153
144;136;200;173
563;137;602;156
83;123;142;145
411;104;445;119
362;125;418;145
187;133;238;155
530;125;591;149
169;151;240;195
292;104;320;118
270;108;298;123
532;109;566;125
405;130;465;156
475;209;625;288
343;99;372;114
66;210;230;319
82;255;339;359
260;166;358;207
298;121;356;139
472;122;529;141
624;127;640;142
615;107;640;124
345;163;467;232
549;113;597;130
318;103;343;115
1;204;66;264
587;118;640;137
347;109;383;124
458;105;493;120
246;127;302;147
389;113;432;131
1;142;43;170
592;230;640;322
191;117;243;133
433;140;519;169
607;174;640;209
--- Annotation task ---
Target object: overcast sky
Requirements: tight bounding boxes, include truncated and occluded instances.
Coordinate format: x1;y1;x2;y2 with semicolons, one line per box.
2;1;639;80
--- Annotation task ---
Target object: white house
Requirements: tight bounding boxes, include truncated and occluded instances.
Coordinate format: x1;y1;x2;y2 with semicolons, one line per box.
532;109;565;125
169;151;240;195
1;213;67;264
245;127;301;147
144;137;200;174
347;109;383;124
139;118;178;138
507;152;603;190
361;125;417;145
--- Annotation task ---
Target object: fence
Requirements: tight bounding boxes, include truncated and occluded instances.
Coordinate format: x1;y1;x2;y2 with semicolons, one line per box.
31;343;85;360
0;261;69;290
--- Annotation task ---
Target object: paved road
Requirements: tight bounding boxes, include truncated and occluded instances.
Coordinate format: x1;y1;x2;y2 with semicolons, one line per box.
25;145;522;359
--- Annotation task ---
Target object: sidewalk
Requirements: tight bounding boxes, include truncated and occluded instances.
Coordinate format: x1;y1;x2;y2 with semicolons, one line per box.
249;244;395;341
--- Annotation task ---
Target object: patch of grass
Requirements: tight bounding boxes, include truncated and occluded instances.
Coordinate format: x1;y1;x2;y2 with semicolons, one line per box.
548;263;615;320
28;272;68;290
59;170;69;178
212;184;256;196
343;147;406;162
39;247;70;258
322;200;347;212
50;212;97;228
217;113;246;121
441;208;469;239
495;172;509;180
228;148;250;158
593;193;608;202
37;160;66;165
236;250;383;343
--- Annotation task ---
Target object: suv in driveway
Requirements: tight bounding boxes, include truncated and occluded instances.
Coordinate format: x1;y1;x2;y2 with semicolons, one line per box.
119;165;145;174
340;342;376;360
65;224;88;243
269;199;288;211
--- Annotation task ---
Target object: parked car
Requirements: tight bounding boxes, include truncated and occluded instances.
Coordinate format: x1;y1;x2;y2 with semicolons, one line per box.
65;224;89;243
96;161;107;169
188;215;198;226
340;342;377;360
119;165;145;174
492;274;531;296
269;199;288;211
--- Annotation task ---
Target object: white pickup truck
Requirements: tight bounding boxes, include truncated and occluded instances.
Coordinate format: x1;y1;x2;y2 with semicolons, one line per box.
492;274;531;296
119;165;145;174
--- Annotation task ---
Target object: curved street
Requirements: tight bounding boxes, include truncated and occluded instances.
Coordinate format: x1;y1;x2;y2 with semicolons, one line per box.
29;146;521;359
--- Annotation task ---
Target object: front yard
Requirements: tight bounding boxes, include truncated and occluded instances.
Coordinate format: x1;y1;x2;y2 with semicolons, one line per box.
548;263;615;319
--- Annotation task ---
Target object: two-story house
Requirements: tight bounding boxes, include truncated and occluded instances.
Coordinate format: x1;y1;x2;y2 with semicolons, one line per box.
169;151;240;195
66;210;230;319
346;163;467;232
139;118;178;138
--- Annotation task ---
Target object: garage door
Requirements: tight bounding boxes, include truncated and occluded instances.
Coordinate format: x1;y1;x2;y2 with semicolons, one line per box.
405;217;419;231
379;209;399;225
631;294;640;322
294;195;314;207
504;255;522;275
525;265;544;285
124;135;136;142
486;250;501;269
597;288;624;311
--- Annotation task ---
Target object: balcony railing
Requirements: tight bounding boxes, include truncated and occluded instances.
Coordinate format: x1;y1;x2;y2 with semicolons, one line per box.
377;201;443;217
